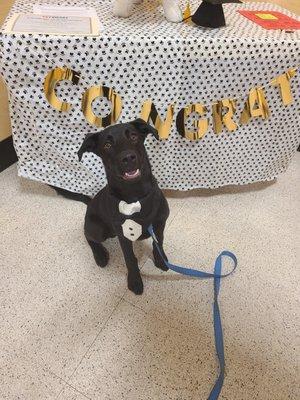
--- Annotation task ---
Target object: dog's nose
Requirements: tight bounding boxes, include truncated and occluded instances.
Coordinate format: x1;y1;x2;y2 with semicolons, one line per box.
122;153;137;166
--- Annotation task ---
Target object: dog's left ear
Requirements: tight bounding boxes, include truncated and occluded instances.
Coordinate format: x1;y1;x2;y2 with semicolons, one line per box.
78;132;100;161
130;119;159;141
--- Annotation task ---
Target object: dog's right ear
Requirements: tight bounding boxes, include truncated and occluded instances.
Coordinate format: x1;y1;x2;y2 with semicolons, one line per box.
78;132;100;161
130;119;159;141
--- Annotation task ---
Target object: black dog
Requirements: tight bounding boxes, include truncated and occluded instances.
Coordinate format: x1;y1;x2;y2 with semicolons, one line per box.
78;119;169;295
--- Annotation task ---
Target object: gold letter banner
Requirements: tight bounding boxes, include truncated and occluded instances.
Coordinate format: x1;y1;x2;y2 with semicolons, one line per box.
176;103;208;140
44;67;80;112
82;85;122;128
140;100;174;140
212;99;238;134
44;66;298;135
240;87;270;125
271;68;297;106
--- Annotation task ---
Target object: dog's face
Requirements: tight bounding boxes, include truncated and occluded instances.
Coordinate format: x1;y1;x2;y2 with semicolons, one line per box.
78;119;158;184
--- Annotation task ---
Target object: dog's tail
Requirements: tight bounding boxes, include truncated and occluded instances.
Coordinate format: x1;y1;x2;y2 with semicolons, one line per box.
50;185;92;205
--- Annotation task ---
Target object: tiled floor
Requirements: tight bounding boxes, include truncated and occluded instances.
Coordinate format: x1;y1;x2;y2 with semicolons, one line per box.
0;155;299;400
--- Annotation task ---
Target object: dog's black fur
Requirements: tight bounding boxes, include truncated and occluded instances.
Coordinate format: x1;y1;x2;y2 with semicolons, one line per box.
74;119;169;295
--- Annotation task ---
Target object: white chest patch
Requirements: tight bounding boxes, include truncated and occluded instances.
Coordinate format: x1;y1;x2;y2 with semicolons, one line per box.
119;200;142;241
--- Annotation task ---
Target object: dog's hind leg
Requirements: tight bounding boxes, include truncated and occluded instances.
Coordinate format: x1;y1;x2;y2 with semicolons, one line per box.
86;238;109;268
84;211;111;268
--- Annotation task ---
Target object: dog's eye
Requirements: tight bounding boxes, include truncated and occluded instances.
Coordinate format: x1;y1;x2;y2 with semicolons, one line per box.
129;132;138;142
104;142;112;150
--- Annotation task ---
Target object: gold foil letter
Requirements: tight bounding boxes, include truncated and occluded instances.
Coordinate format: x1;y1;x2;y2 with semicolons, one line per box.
271;68;297;106
176;103;209;140
212;99;238;134
82;86;122;127
240;87;270;125
140;100;174;139
182;2;192;22
44;67;80;112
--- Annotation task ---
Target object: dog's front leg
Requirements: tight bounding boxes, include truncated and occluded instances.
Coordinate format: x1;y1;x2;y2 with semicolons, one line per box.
118;236;144;295
152;221;169;272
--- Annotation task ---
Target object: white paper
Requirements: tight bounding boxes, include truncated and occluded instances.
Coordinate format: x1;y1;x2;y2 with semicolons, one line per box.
11;14;94;35
33;5;98;18
31;5;103;32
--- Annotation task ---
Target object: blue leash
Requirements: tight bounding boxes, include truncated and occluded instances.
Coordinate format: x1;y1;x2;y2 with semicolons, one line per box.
148;225;238;400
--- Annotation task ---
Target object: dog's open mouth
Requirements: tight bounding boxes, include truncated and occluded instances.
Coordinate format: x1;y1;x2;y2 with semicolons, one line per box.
123;169;141;181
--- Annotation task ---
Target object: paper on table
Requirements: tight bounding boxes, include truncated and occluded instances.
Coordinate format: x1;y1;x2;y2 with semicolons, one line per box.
32;4;103;31
32;5;98;18
238;10;300;30
3;13;101;36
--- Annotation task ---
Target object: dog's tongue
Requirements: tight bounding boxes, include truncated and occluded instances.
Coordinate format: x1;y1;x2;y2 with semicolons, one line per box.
124;169;140;180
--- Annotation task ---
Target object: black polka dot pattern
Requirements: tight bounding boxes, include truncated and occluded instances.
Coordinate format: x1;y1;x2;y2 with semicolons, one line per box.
0;1;300;196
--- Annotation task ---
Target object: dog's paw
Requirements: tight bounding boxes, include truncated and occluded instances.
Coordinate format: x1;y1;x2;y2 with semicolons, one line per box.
128;274;144;295
153;253;169;271
94;248;109;268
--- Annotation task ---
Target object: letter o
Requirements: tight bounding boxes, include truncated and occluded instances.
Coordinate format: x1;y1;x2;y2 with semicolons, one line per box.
82;86;122;127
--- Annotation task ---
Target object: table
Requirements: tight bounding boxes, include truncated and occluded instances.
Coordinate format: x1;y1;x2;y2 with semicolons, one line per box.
1;0;300;196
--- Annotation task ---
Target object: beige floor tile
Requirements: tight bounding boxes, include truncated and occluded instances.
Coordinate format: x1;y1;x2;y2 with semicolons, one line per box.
122;156;300;399
127;257;218;329
164;181;254;257
1;154;299;399
216;238;299;399
0;168;131;379
57;384;91;400
0;228;126;379
0;337;64;400
162;191;188;227
68;301;217;400
0;276;124;379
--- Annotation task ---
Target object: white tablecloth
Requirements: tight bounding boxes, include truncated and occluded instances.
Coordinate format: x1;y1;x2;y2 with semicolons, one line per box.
1;0;300;195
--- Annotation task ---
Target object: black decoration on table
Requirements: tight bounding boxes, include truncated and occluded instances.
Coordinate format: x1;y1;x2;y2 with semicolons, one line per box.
191;0;242;28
